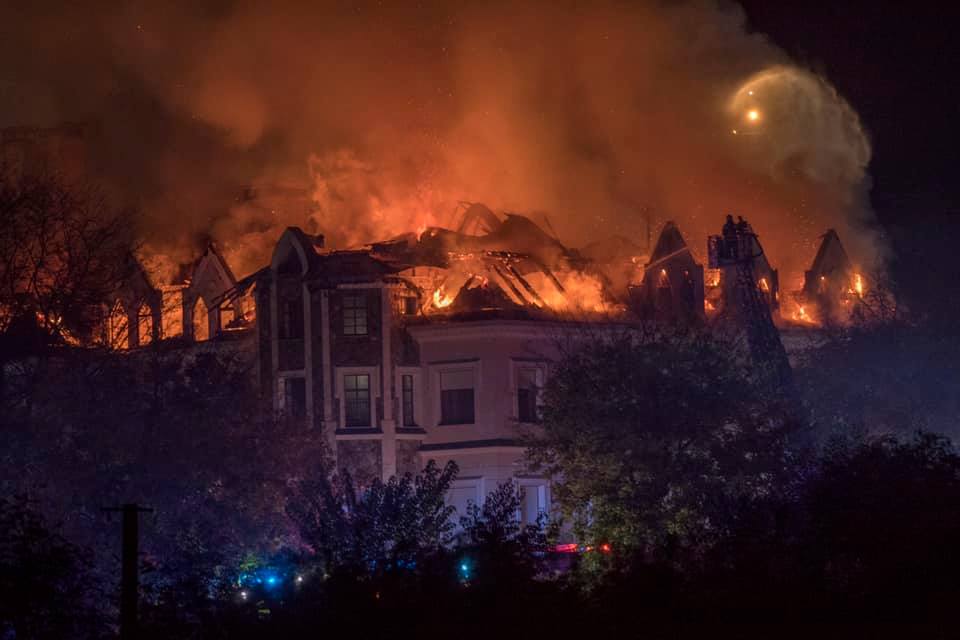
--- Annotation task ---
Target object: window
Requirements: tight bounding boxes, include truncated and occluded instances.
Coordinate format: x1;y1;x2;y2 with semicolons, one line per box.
137;304;153;347
448;479;482;521
402;374;416;426
440;370;475;425
283;377;306;418
518;482;548;526
343;374;371;427
517;368;540;423
220;302;236;330
280;298;303;339
342;292;367;336
108;300;129;350
193;298;209;342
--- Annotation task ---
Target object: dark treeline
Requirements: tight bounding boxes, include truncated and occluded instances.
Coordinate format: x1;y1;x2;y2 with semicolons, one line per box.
4;328;959;638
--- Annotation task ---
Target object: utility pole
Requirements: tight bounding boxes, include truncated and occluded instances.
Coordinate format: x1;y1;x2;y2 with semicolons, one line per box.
103;503;152;640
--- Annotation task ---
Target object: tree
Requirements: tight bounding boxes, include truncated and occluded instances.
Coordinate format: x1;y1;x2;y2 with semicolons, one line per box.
0;335;332;638
696;432;960;623
0;170;136;350
0;495;105;639
795;319;960;439
527;327;799;564
285;460;458;579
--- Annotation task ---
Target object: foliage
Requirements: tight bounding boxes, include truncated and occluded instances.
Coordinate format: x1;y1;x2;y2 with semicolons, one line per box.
0;495;105;639
527;328;800;563
0;338;330;631
456;482;551;584
0;170;136;351
693;431;960;622
203;475;564;639
795;319;960;439
285;459;458;579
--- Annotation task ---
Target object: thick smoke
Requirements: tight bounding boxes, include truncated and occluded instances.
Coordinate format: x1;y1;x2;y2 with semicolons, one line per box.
0;0;884;283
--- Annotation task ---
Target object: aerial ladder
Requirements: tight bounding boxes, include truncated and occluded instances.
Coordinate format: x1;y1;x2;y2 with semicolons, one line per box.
708;216;793;393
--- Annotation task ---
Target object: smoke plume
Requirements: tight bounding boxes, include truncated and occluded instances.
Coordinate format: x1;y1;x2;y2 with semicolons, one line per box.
0;0;885;283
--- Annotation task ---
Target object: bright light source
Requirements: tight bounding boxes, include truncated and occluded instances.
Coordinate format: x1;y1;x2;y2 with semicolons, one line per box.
747;109;760;122
296;575;304;583
240;590;248;600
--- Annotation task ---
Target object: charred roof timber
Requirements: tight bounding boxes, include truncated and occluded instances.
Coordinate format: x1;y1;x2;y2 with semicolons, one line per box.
96;202;855;354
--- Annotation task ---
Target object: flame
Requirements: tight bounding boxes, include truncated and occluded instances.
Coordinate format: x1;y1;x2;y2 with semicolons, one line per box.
432;285;454;309
853;273;864;297
705;268;721;288
789;302;818;325
546;271;611;313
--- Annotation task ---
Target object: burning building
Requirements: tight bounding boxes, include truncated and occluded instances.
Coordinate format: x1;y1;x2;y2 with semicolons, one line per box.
103;244;255;350
85;201;863;521
796;228;866;324
631;221;705;322
249;205;625;518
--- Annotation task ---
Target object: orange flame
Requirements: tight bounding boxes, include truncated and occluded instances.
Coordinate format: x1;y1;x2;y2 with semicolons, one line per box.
432;285;454;308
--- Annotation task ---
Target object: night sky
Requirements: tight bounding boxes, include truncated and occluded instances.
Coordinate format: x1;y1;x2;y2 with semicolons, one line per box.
1;2;955;314
740;1;960;316
741;1;958;220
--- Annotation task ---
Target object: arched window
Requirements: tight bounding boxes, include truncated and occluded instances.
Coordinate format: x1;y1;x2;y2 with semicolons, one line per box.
193;298;209;342
108;301;129;350
137;303;153;346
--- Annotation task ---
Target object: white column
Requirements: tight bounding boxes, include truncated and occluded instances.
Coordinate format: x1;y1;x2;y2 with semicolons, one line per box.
320;290;336;466
302;283;313;424
269;275;279;412
380;286;397;480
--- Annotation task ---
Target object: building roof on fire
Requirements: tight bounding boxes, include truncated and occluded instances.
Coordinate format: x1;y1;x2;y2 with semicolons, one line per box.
803;228;853;295
646;221;695;268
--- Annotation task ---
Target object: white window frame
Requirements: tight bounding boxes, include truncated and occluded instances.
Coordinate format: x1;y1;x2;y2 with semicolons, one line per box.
515;477;550;525
448;476;485;520
335;366;380;429
510;360;547;424
431;360;481;427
